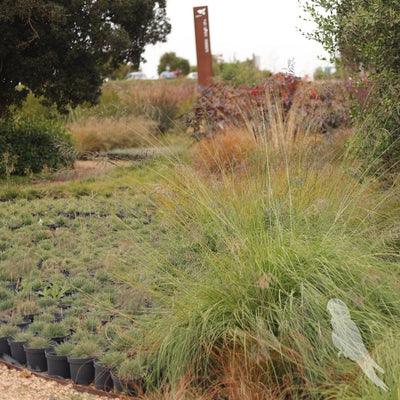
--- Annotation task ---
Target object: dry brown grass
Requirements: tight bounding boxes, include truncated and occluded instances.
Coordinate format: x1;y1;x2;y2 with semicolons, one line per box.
139;378;215;400
67;80;198;153
67;115;157;153
107;79;197;116
214;355;288;400
192;127;260;174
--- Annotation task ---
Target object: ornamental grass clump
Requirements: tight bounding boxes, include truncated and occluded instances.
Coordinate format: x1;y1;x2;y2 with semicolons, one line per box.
26;336;52;349
97;350;125;369
42;322;70;339
123;97;400;398
0;325;19;338
69;340;104;359
54;342;74;356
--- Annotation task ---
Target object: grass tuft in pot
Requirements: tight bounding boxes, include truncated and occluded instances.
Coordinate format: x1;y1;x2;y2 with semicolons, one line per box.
114;355;148;395
27;320;47;335
0;324;20;338
25;336;53;349
117;354;148;381
109;327;144;353
97;350;125;370
53;341;74;356
24;336;53;372
33;312;55;323
12;331;34;342
37;297;58;308
69;339;104;359
42;322;70;339
8;313;27;325
16;299;39;318
62;315;80;332
0;298;14;312
80;315;102;333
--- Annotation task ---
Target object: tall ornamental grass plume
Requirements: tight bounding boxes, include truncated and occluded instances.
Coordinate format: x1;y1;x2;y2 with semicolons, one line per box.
121;94;400;399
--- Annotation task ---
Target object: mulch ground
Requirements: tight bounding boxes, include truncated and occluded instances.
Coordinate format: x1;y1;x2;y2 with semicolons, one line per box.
0;363;124;400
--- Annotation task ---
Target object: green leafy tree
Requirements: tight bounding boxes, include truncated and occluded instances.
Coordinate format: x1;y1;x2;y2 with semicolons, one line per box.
0;0;171;115
302;0;400;174
157;52;190;75
302;0;400;73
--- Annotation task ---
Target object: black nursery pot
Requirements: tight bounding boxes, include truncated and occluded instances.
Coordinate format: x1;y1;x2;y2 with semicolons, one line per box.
68;356;95;385
53;312;64;322
45;350;71;379
50;335;70;344
110;370;124;393
94;361;113;391
7;339;27;364
16;320;31;331
23;345;51;372
110;371;141;396
0;336;11;356
23;313;37;322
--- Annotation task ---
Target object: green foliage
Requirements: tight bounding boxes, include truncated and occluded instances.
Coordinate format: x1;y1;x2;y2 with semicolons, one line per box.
0;117;75;177
13;331;34;342
42;322;69;339
213;58;271;86
136;154;400;395
11;92;60;121
54;341;74;356
98;350;126;368
26;336;52;349
110;327;144;352
0;298;14;311
303;0;400;73
8;314;25;325
303;0;400;175
157;52;190;75
28;320;47;335
0;114;399;398
0;0;171;115
16;299;39;315
117;355;148;379
69;339;104;359
107;63;134;81
0;324;19;338
346;74;400;176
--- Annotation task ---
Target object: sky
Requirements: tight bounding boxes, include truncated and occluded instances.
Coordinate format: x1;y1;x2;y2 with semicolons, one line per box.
140;0;332;79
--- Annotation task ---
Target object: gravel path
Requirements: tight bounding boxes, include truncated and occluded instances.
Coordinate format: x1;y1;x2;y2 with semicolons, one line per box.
0;364;123;400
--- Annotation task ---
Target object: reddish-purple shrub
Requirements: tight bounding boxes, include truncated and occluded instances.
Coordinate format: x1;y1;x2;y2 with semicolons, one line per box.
185;74;349;139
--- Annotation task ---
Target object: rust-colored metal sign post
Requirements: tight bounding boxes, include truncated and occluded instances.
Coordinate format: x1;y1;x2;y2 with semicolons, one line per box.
193;6;213;87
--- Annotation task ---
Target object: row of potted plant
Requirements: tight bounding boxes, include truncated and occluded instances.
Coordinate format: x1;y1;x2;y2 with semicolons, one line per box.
0;267;153;396
0;314;148;395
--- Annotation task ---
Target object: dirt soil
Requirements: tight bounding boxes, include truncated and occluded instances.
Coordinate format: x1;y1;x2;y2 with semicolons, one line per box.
0;364;123;400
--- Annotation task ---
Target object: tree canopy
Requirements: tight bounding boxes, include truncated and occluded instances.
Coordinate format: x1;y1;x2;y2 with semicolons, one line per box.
302;0;400;174
301;0;400;74
157;52;190;75
0;0;171;115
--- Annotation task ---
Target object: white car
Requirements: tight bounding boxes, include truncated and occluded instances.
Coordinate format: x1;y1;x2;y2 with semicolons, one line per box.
126;72;147;80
